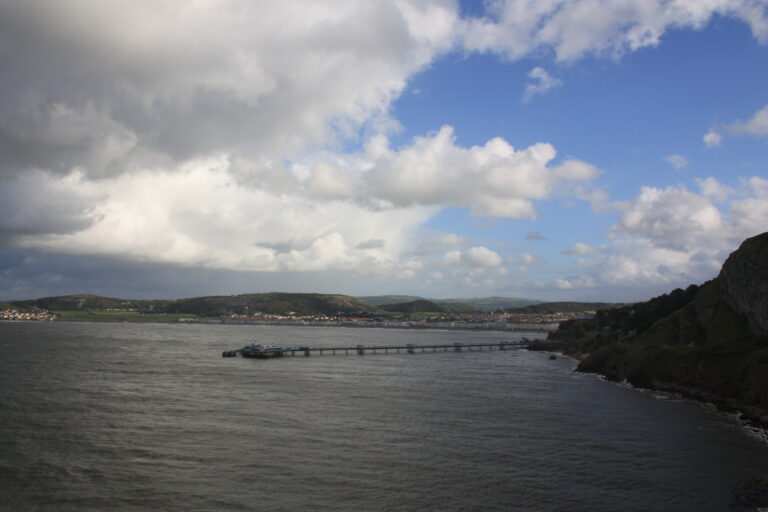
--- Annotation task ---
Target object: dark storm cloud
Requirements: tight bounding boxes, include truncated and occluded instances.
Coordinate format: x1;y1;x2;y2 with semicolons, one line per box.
0;171;101;239
0;1;452;181
524;231;546;241
0;250;398;301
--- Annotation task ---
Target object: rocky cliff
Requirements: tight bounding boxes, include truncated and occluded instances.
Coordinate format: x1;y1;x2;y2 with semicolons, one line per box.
548;232;768;425
720;232;768;337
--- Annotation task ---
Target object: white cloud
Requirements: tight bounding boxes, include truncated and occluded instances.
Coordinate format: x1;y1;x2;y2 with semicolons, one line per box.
463;247;504;267
563;242;596;255
523;67;562;102
460;0;768;62
442;250;462;266
664;154;688;170
439;233;467;248
595;240;704;286
0;104;605;279
8;157;436;274
615;184;725;250
555;275;596;289
442;246;504;268
356;239;386;250
410;232;468;257
703;129;723;147
730;177;768;235
728;104;768;137
696;176;733;202
743;176;768;196
703;104;768;146
508;252;539;272
1;1;766;298
441;266;511;290
564;177;768;290
308;126;600;218
509;253;538;265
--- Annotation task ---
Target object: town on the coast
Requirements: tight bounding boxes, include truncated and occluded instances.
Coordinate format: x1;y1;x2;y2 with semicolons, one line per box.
0;309;55;322
0;293;603;332
195;310;579;331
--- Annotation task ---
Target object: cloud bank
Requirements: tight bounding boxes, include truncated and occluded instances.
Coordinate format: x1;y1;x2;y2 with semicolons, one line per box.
555;178;768;291
0;0;766;298
461;0;768;61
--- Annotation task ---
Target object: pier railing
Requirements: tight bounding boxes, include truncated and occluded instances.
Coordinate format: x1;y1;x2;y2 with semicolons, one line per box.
222;341;529;358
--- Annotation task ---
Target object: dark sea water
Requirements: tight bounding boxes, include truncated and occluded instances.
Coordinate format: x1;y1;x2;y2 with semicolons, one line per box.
2;322;768;511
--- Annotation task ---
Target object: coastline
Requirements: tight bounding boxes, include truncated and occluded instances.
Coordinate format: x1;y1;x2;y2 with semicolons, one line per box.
2;317;556;334
528;339;768;433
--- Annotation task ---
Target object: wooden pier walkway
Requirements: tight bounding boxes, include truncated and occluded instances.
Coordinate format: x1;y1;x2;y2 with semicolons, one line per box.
222;341;529;358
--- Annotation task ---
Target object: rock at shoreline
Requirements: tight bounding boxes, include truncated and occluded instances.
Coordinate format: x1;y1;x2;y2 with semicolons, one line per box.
550;231;768;426
730;476;768;511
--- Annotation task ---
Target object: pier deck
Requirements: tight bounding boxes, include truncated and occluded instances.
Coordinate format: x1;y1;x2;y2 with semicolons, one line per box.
222;341;529;358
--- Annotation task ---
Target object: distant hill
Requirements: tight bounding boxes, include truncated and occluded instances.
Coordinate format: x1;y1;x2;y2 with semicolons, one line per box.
12;294;153;311
358;295;538;311
12;292;378;317
436;296;541;311
9;292;546;318
378;300;446;314
357;295;424;306
161;292;377;317
509;302;624;314
11;293;542;316
436;302;480;313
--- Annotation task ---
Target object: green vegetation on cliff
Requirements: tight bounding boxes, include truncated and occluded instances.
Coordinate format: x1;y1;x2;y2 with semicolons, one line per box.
544;232;768;425
508;301;624;314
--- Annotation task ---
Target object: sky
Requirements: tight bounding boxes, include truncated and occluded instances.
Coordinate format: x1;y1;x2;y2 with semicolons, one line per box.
0;0;767;302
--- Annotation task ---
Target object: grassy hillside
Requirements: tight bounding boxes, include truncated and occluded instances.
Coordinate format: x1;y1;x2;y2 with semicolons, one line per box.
435;296;540;311
379;300;447;314
12;292;379;318
509;302;623;314
549;284;702;347
576;279;768;422
12;294;153;311
357;295;424;306
436;302;480;313
357;295;539;311
162;292;377;316
541;232;768;426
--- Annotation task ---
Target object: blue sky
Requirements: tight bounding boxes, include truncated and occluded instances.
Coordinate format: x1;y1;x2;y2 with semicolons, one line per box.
388;12;768;300
0;1;766;302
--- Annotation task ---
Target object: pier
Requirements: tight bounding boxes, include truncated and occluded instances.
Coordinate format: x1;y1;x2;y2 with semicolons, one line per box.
222;341;529;358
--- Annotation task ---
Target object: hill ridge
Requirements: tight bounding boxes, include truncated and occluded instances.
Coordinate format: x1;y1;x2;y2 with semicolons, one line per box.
545;231;768;426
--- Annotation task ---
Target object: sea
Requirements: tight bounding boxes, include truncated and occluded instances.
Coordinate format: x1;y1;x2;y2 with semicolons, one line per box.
2;321;768;512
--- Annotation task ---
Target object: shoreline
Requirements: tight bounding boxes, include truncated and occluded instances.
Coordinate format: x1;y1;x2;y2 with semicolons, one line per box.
1;317;555;334
528;340;768;434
